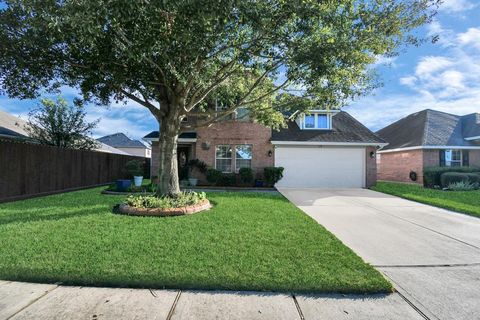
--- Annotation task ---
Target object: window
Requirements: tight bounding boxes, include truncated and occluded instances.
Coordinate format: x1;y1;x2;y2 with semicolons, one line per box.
317;114;328;129
304;115;315;128
445;149;462;167
215;101;234;120
235;107;250;121
302;113;330;129
235;145;252;171
215;145;232;172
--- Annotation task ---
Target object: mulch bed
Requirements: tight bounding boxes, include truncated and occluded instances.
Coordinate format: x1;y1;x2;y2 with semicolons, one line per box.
114;199;212;217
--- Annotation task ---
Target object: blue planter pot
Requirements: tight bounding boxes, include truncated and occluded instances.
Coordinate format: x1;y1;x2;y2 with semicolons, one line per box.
116;179;132;192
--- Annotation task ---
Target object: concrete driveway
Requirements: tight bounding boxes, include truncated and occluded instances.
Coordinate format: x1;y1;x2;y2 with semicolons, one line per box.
279;188;480;320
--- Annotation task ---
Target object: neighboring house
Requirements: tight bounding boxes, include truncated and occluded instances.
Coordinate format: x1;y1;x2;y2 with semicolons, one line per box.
144;110;386;188
376;109;480;185
0;109;29;140
97;133;151;158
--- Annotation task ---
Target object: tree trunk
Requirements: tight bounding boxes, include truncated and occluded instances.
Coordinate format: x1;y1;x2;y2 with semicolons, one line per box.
157;105;182;196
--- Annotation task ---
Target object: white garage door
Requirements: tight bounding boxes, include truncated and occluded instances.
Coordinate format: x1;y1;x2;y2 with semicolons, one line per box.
274;146;366;188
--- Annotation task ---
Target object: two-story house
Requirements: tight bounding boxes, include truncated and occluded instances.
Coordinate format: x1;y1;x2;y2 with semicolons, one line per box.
144;108;386;188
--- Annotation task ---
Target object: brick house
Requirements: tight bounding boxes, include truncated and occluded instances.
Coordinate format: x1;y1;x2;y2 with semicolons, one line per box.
144;110;386;188
376;109;480;185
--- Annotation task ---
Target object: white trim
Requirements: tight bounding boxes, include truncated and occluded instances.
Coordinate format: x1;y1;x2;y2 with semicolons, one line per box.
215;144;233;173
378;145;480;153
271;140;388;147
465;136;480;141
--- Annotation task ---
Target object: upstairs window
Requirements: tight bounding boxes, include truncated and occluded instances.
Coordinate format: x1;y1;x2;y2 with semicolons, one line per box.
302;113;330;129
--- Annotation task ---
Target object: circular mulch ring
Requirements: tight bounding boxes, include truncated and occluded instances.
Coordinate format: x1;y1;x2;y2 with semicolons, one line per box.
115;199;212;217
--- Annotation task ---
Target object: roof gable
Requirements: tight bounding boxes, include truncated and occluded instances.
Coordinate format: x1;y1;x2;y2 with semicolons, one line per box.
377;109;480;150
97;133;146;148
271;111;385;144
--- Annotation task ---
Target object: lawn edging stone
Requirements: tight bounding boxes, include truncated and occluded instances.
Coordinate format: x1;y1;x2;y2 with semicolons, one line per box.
116;199;212;217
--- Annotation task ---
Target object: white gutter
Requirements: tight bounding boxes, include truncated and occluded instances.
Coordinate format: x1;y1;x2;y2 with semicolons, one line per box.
271;140;388;147
378;145;480;153
465;136;480;141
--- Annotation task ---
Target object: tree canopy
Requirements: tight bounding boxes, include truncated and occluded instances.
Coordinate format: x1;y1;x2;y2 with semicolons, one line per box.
25;98;99;150
0;0;439;194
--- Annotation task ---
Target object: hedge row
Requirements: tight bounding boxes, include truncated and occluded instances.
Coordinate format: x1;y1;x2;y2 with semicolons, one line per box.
423;166;480;188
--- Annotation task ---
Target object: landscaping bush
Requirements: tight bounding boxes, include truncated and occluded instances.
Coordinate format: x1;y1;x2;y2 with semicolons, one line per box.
124;160;144;178
264;167;284;186
440;172;480;188
126;191;206;209
447;181;478;191
187;159;208;174
239;167;254;184
423;166;480;188
218;173;236;186
206;168;222;184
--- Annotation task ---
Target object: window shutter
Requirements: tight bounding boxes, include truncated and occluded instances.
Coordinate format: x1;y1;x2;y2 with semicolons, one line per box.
462;150;469;166
439;150;446;166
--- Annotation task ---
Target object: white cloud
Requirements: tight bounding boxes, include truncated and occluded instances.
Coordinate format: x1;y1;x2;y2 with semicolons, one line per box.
399;76;417;87
415;56;453;77
347;22;480;131
439;0;477;12
458;27;480;50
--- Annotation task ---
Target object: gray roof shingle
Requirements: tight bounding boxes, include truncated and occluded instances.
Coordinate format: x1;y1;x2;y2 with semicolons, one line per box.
97;133;146;148
376;109;480;150
271;111;385;144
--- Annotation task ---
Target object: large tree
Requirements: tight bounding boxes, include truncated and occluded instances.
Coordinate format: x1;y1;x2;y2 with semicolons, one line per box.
0;0;438;195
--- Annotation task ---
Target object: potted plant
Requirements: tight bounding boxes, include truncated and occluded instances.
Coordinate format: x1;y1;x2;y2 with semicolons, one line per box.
124;160;144;187
186;159;207;187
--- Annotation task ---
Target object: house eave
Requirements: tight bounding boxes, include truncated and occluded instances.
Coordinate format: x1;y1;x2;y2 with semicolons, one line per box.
465;136;480;141
378;145;480;153
143;137;197;143
271;140;388;147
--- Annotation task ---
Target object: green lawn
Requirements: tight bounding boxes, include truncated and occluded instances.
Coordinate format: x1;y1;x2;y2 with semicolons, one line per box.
0;188;391;293
373;182;480;218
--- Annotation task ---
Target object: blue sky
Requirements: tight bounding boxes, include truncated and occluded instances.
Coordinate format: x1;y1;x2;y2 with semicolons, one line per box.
1;0;479;139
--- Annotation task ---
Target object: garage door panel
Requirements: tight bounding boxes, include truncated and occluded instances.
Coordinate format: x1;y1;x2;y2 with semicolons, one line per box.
274;146;365;188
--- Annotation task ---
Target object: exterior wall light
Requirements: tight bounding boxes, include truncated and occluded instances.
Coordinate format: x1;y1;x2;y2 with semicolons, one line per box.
267;150;273;157
369;151;376;158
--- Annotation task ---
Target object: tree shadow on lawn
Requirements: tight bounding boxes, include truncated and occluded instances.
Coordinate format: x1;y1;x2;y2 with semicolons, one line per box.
0;204;109;226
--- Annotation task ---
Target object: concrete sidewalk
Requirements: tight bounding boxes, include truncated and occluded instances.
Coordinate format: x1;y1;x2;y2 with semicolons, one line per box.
280;187;480;320
0;280;423;320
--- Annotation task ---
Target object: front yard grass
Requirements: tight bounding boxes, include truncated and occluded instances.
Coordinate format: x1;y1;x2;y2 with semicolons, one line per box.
373;182;480;218
0;188;391;293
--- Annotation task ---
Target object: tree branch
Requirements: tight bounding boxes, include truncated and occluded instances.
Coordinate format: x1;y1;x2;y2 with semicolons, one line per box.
120;89;163;120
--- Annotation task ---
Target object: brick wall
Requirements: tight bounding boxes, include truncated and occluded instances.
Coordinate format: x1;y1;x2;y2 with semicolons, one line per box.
423;149;439;167
470;150;480;167
366;146;377;188
195;121;274;183
377;149;424;184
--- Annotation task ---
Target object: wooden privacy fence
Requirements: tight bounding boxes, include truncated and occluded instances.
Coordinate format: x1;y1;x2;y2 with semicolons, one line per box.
0;139;149;202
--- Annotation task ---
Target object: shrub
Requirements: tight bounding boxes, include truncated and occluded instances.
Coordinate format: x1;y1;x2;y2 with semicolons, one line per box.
447;180;478;191
238;167;254;184
187;159;208;174
440;172;480;188
206;168;222;184
218;173;236;186
126;191;206;209
124;160;144;178
423;166;480;188
264;167;284;186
